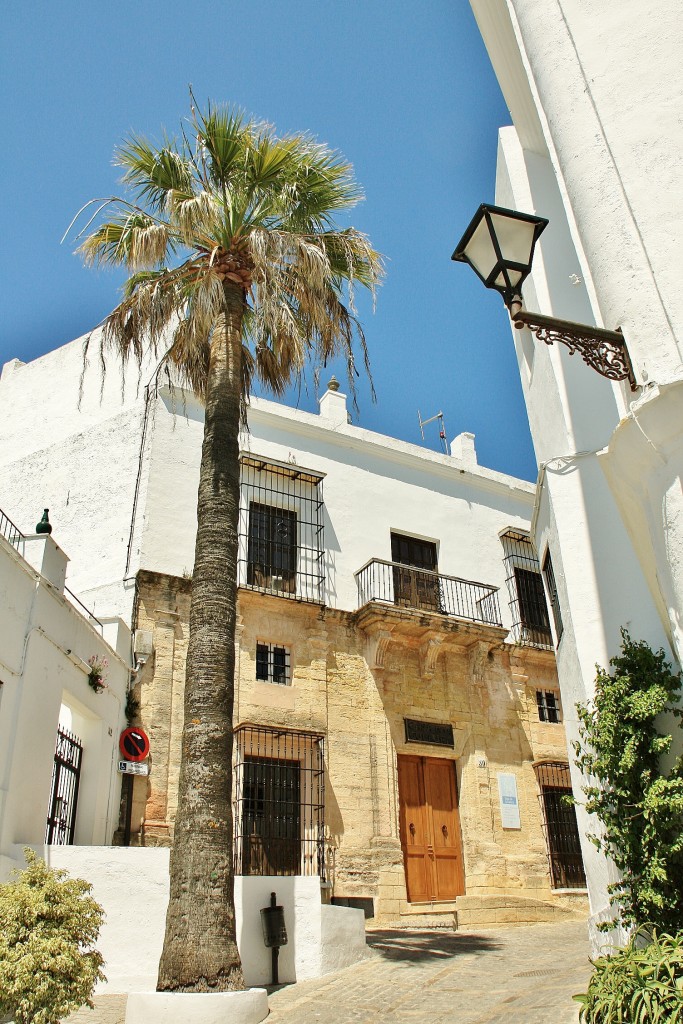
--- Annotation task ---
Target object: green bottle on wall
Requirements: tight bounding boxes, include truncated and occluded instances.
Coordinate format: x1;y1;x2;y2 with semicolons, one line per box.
36;509;52;535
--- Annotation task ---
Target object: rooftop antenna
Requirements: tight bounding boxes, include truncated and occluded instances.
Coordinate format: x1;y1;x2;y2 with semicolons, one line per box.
418;409;449;455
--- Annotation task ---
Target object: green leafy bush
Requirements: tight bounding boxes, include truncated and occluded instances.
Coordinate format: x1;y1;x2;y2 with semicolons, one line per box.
574;630;683;932
575;929;683;1023
0;850;105;1024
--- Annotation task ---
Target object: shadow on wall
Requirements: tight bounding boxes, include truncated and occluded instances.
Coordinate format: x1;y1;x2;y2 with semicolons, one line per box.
368;929;502;963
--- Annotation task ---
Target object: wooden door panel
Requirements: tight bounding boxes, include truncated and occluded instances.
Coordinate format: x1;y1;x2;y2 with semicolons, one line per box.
424;759;464;900
404;848;430;903
398;756;430;902
398;758;427;840
391;534;441;612
398;755;465;903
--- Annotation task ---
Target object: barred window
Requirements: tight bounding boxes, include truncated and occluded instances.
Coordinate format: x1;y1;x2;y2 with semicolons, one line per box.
500;530;553;649
534;762;586;889
238;454;325;604
256;642;291;686
543;549;564;643
536;690;561;723
234;725;326;878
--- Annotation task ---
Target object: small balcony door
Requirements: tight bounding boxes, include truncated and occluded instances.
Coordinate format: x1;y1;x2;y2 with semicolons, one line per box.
398;755;465;902
391;533;441;612
247;502;297;595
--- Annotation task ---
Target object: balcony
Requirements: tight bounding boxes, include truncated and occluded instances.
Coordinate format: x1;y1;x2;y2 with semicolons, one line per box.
354;559;502;627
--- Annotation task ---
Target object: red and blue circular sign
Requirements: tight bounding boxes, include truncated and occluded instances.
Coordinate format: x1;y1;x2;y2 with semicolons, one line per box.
119;727;150;762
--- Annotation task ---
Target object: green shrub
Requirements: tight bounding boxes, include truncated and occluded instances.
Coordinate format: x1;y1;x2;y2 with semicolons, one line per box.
0;850;105;1024
574;630;683;932
575;929;683;1023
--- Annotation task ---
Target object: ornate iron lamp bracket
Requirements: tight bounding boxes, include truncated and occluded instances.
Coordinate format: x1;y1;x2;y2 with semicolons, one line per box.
511;308;638;391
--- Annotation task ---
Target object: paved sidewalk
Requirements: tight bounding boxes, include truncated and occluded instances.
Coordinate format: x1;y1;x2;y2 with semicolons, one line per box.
67;919;591;1024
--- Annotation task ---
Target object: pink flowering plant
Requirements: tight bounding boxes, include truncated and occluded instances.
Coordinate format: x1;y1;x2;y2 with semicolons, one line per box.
86;655;108;693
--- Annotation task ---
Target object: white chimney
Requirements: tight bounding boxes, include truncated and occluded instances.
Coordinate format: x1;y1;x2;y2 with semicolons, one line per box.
318;376;348;427
450;431;477;464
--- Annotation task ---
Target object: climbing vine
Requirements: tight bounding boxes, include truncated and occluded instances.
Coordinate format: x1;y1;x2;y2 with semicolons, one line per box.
574;630;683;933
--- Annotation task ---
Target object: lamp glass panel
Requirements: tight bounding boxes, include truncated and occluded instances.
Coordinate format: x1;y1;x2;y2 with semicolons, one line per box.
489;211;538;269
464;216;498;279
495;268;523;288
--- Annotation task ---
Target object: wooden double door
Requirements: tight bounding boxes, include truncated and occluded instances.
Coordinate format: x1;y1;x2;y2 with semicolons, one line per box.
398;755;465;903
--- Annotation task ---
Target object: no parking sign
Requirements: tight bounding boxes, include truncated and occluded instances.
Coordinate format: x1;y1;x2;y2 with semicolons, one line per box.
119;727;150;762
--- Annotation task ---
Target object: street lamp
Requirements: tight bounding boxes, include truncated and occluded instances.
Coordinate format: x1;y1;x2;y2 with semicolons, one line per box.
451;204;637;390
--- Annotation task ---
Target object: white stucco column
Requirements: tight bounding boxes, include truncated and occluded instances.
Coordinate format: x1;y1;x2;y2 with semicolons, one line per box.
507;0;683;381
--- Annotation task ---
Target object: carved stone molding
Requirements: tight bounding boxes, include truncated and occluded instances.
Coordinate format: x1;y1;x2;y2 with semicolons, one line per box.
469;640;491;686
368;629;394;670
153;606;180;630
509;654;529;687
420;635;444;679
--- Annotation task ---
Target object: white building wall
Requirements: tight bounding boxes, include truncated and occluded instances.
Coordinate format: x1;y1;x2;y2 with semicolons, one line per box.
0;337;160;622
509;0;683;379
2;337;540;635
0;531;130;881
134;381;537;626
45;847;366;991
470;0;683;938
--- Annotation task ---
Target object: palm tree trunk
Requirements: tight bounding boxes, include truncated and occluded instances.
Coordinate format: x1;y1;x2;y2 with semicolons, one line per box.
157;282;245;992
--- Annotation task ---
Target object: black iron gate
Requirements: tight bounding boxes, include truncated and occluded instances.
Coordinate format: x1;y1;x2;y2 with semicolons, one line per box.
45;727;83;845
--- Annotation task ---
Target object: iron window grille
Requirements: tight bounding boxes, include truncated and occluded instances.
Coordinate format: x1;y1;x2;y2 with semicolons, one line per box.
256;642;291;686
536;690;561;723
500;530;553;648
233;724;326;878
534;762;586;889
238;454;325;604
46;727;83;845
543;548;564;643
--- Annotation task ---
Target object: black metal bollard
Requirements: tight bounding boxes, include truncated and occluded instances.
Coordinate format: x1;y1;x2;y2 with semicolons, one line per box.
260;891;288;985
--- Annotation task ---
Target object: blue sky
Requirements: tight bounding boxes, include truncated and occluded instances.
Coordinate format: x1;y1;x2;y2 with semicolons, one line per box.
0;1;537;481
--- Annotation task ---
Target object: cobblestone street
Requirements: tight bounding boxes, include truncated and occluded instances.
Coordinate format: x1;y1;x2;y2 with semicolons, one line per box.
67;919;591;1024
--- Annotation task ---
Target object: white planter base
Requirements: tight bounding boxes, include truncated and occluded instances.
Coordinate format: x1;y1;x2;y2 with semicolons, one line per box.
125;989;269;1024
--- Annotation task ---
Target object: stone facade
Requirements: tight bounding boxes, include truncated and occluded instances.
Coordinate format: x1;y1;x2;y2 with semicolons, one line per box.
0;337;589;927
129;570;585;926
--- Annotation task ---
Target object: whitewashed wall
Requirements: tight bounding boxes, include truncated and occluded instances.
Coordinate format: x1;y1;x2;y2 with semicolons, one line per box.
2;337;539;634
470;0;683;939
471;0;683;379
0;532;129;881
0;338;156;623
139;382;536;625
45;847;366;991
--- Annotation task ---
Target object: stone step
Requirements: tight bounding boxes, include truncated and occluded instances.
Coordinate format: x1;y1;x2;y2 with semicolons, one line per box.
369;892;588;931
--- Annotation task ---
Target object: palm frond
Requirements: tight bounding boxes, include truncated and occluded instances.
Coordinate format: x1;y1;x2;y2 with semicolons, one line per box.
116;136;195;213
279;141;364;230
168;190;221;248
77;212;174;270
192;102;250;191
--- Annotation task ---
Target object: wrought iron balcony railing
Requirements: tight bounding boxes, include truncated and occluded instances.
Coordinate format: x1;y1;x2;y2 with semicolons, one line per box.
355;558;503;627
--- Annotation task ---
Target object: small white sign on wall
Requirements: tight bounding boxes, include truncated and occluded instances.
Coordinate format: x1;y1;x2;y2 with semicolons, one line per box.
497;772;521;829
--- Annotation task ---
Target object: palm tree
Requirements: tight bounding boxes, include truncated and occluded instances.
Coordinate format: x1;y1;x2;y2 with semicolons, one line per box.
74;101;382;993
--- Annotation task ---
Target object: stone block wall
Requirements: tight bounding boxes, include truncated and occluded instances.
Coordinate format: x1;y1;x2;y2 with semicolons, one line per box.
126;571;586;925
